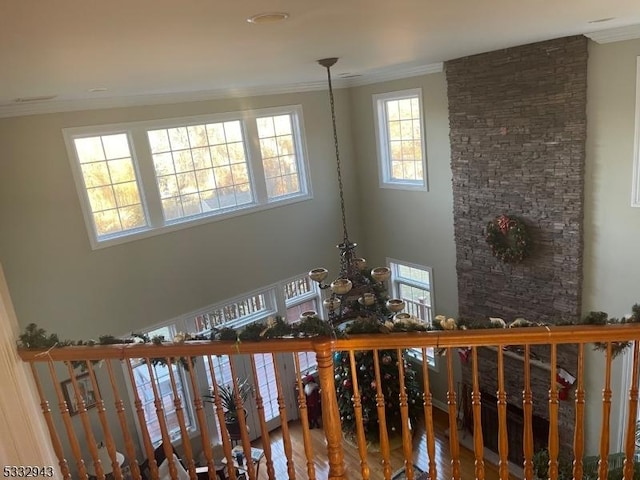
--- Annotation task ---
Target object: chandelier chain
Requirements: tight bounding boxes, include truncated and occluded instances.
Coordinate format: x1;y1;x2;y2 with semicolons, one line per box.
324;63;350;245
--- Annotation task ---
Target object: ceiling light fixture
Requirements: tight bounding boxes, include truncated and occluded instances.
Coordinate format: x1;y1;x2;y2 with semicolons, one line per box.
88;87;108;93
307;58;407;328
247;12;289;24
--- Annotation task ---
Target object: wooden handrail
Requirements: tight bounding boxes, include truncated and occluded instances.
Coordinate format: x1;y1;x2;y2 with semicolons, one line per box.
17;322;640;480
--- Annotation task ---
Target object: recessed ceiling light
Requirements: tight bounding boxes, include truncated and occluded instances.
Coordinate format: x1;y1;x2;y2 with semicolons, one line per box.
13;95;58;103
247;12;289;24
588;17;615;24
88;87;108;93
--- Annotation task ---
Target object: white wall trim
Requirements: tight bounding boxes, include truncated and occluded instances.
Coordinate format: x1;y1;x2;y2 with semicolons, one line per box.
584;24;640;44
632;56;640;207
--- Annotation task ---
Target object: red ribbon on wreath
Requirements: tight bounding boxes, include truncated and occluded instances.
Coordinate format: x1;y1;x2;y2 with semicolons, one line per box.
497;214;515;235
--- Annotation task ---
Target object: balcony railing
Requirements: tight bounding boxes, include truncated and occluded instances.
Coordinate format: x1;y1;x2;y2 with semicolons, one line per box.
17;323;640;480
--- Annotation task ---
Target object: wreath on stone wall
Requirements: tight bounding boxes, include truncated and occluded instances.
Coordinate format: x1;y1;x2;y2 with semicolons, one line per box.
485;214;531;263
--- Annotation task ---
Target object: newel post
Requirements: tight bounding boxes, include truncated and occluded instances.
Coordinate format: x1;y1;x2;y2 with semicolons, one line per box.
315;339;347;480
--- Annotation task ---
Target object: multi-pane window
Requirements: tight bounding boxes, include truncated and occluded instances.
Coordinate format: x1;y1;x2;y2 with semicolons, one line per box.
129;326;195;446
257;114;301;200
148;121;251;221
284;274;321;373
72;133;147;237
389;259;435;367
192;291;274;333
373;89;427;189
64;105;310;248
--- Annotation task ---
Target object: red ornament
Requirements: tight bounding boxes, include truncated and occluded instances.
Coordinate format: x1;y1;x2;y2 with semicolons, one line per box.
343;379;352;389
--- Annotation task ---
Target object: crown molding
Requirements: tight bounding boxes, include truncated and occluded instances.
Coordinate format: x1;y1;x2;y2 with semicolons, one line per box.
345;62;444;87
0;81;336;119
584;23;640;44
0;62;444;119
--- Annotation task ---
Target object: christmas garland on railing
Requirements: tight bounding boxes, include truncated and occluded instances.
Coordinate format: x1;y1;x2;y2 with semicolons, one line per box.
486;214;532;263
432;303;640;359
18;303;640;369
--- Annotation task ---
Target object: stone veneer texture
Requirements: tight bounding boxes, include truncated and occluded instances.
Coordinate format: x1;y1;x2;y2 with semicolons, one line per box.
446;35;587;323
445;35;588;455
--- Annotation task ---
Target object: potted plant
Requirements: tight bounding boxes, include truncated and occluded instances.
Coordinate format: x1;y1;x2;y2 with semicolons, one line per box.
204;379;253;438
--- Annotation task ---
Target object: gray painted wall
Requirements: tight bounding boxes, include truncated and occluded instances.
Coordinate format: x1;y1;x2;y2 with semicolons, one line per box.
582;37;640;455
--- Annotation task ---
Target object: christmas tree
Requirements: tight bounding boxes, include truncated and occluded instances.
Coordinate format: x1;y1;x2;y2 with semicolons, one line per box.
333;348;423;442
310;259;425;442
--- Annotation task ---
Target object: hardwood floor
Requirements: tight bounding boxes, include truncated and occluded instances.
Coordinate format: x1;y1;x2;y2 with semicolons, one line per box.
252;408;513;479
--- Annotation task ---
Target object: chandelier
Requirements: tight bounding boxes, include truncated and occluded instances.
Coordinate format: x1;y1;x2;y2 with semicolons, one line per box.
307;58;407;328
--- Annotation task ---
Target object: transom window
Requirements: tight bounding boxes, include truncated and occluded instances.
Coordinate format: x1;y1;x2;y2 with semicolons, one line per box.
64;105;311;249
373;89;427;190
389;259;435;367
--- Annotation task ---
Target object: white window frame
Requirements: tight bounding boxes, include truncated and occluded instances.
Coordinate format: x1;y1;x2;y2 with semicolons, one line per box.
124;321;198;448
632;56;640;207
373;88;428;191
388;258;436;369
280;273;322;374
63;105;312;249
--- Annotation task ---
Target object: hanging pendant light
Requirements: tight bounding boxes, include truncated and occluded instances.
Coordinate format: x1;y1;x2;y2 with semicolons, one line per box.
308;58;405;327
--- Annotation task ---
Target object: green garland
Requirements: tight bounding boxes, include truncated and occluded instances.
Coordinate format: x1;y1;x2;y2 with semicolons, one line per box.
582;305;640;358
486;214;532;263
18;304;640;366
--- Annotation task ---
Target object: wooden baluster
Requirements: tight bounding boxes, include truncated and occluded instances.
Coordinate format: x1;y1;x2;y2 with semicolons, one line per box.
573;343;585;480
496;348;508;479
252;355;275;480
294;355;317;480
598;343;613;480
29;363;71;478
522;345;533;480
548;344;559;480
421;348;437;480
65;362;104;479
125;359;158;479
206;355;237;480
396;348;414;480
471;347;485;480
272;352;296;480
186;357;216;480
47;360;88;478
373;349;392;479
86;361;123;479
447;349;461;480
348;350;369;480
229;357;255;480
106;360;141;480
166;357;196;479
623;341;640;480
145;358;178;479
315;339;346;480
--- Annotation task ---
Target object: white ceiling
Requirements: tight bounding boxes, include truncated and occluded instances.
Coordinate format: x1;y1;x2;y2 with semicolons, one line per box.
1;0;640;117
